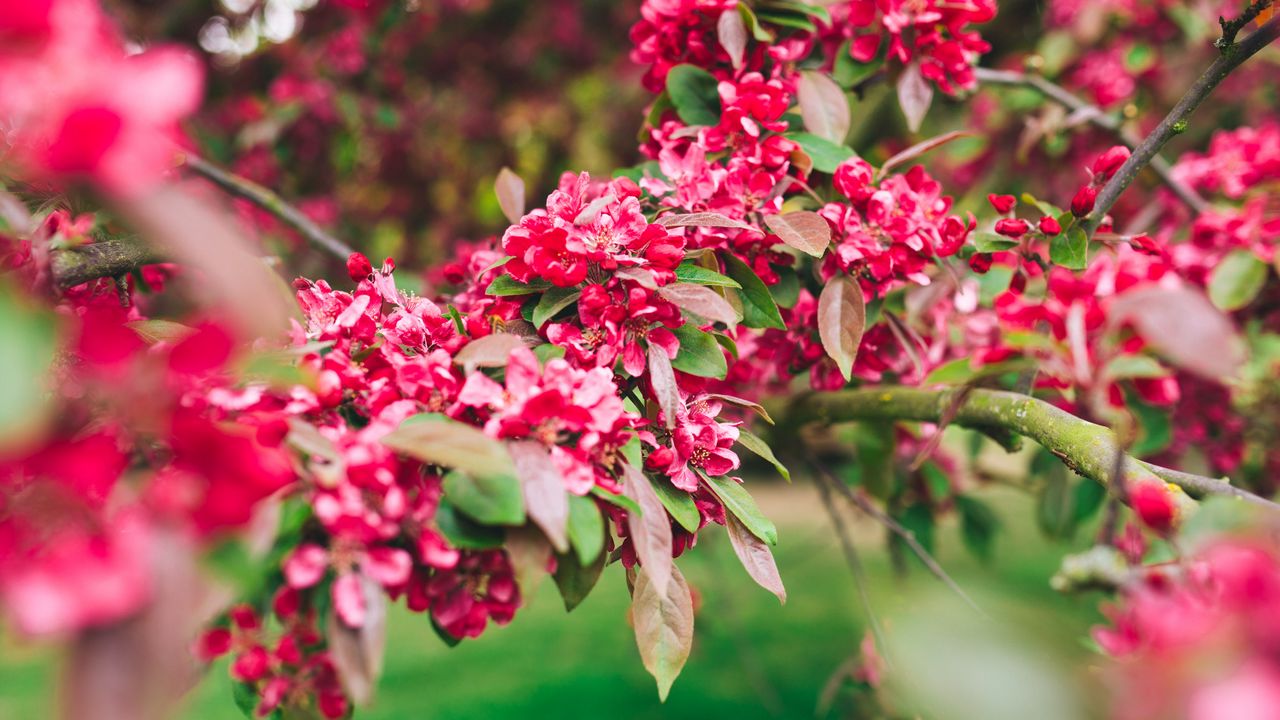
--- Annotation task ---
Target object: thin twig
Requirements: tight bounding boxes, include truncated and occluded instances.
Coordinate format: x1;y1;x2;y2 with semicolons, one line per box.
1142;461;1279;511
812;460;988;617
182;154;355;260
1217;0;1275;50
810;464;890;663
973;67;1208;215
1083;14;1280;236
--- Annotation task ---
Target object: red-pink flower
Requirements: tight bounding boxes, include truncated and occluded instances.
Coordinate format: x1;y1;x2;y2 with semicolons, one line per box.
283;541;412;627
455;346;633;495
663;395;740;491
0;0;204;194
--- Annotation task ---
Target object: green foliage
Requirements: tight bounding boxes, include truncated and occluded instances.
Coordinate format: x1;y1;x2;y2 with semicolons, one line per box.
721;252;786;329
665;65;722;126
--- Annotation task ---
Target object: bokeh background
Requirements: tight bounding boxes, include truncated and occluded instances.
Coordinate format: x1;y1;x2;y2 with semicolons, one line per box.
2;476;1107;719
6;0;1259;716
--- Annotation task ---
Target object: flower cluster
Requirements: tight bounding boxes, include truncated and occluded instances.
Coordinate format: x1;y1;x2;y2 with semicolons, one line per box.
1096;538;1280;720
822;0;997;94
0;298;293;637
0;0;202;194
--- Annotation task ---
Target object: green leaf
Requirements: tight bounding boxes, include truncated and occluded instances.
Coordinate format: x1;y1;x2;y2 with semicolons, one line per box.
736;428;791;482
1036;463;1073;539
955;496;999;563
832;40;883;89
592;485;643;515
1208;249;1268;311
753;8;816;31
761;0;831;23
202;540;259;597
486;274;552;296
893;503;935;558
1103;354;1170;380
784;131;856;173
1049;226;1088;270
233;682;260;719
721;252;786;329
1071;478;1107;527
532;286;581;329
737;3;774;41
713;331;739;358
670;323;728;379
675;263;741;288
701;473;778;545
615;160;664;184
970;231;1019;253
0;285;56;445
435;500;505;550
666;64;722;126
382;414;516;479
1129;397;1173;457
1125;42;1156;73
567;493;605;565
553;546;606;612
923;357;975;385
650;476;701;533
977;266;1014;304
769;267;800;308
442;470;525;526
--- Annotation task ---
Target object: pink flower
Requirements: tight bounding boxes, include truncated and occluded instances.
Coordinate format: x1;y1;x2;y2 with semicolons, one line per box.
663;396;740;491
455;347;634;495
0;0;204;194
283;541;412;627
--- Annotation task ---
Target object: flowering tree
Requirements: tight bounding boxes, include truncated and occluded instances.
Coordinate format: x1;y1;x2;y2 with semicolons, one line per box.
2;0;1280;718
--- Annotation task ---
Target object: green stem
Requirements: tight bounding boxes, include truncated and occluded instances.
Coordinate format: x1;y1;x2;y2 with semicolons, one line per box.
787;386;1280;511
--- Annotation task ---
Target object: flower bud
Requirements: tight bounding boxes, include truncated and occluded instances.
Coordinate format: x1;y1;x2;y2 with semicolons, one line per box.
1129;234;1161;256
1071;185;1098;217
1130;481;1178;535
346;252;373;282
1039;216;1062;235
1092;145;1131;180
987;193;1017;214
994;218;1030;238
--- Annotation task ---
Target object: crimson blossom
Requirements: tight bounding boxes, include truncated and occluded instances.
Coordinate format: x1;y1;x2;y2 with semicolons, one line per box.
2;0;1280;718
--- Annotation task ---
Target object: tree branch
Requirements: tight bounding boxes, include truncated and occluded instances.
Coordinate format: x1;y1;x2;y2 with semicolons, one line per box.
787;386;1280;512
1217;0;1274;50
50;237;165;290
181;154;355;260
1083;14;1280;236
973;67;1209;216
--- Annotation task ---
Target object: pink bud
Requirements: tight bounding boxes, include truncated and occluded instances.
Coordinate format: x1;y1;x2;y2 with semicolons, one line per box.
994;218;1030;238
1092;146;1131;180
987;193;1017;214
1071;185;1098;217
346;252;373;282
1130;481;1177;535
1039;216;1062;235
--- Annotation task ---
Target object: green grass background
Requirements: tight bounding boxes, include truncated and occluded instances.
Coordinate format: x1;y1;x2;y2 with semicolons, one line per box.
0;484;1104;719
